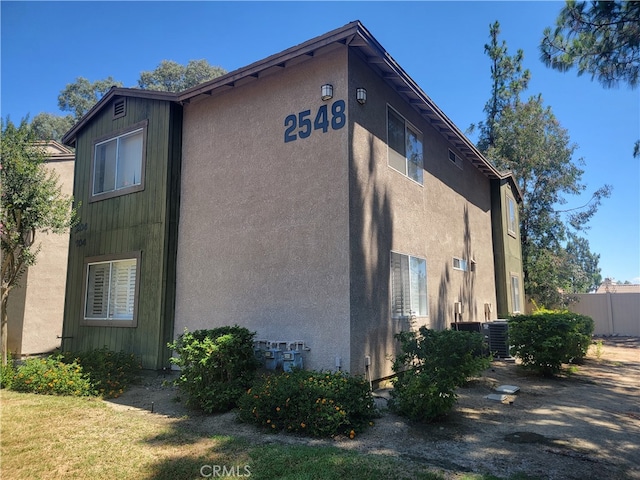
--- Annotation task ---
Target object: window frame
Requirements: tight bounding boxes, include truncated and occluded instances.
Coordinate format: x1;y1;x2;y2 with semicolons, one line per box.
89;120;148;202
390;251;428;319
81;251;141;328
506;193;518;237
452;257;468;271
510;273;522;314
448;149;464;170
387;106;424;185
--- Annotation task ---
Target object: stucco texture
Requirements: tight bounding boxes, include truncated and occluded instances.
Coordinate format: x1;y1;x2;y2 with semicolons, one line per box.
7;155;74;355
176;47;352;372
348;53;498;379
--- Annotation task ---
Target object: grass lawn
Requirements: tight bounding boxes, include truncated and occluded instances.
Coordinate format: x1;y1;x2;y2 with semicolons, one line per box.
1;389;453;480
1;389;539;479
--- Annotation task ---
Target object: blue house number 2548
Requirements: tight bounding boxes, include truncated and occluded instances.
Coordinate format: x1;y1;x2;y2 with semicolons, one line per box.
284;99;345;143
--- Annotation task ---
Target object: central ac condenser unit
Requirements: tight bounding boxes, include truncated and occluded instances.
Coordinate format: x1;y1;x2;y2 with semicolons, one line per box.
483;321;511;359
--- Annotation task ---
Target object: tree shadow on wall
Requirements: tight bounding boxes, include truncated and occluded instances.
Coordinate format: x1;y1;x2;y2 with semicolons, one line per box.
435;203;478;329
460;204;478;321
349;131;396;380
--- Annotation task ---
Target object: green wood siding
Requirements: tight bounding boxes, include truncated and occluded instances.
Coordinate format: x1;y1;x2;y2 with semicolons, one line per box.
62;96;181;369
491;179;524;317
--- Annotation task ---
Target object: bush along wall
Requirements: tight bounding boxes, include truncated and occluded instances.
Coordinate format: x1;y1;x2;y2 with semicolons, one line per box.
168;326;260;413
508;311;595;377
237;369;378;438
389;327;490;423
5;348;141;398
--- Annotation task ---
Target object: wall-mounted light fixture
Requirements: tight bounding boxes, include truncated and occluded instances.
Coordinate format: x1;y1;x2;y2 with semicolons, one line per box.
321;84;333;101
356;87;367;105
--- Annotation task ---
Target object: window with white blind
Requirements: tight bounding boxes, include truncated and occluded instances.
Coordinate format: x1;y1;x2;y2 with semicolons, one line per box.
387;107;423;184
390;252;428;318
83;253;140;327
91;121;147;201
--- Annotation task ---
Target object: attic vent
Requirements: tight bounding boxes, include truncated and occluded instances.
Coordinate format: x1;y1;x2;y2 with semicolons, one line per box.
448;149;464;170
113;99;126;119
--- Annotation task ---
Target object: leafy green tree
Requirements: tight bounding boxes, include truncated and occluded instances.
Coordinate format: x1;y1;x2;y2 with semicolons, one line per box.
562;233;602;293
477;24;611;306
540;1;640;89
30;113;75;142
58;76;123;120
1;118;76;365
486;94;610;304
137;59;226;92
46;59;226;131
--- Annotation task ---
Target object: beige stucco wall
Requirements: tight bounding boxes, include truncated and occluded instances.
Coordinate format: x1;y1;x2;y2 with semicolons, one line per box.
176;46;501;379
175;46;352;372
7;151;74;356
348;53;498;379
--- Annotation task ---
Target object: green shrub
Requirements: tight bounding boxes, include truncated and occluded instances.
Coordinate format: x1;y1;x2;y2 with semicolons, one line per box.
11;355;93;396
237;369;378;438
168;326;260;413
62;347;142;398
508;311;594;376
0;353;16;389
390;327;490;422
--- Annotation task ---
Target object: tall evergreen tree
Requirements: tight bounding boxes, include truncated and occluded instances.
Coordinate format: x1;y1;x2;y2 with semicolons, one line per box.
541;1;640;157
540;1;640;89
477;23;611;306
472;21;530;152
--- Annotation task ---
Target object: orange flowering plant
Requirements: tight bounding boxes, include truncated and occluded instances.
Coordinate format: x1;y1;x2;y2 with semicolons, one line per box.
237;369;378;438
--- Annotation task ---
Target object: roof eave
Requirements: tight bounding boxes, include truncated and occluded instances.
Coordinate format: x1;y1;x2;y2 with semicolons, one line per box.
178;21;362;103
61;20;500;183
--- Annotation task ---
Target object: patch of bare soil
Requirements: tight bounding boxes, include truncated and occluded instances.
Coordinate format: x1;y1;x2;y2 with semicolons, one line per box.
108;337;640;479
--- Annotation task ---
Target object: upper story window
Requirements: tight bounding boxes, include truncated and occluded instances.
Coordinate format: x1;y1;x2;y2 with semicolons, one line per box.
390;251;428;318
507;194;517;237
387;107;423;184
91;121;147;201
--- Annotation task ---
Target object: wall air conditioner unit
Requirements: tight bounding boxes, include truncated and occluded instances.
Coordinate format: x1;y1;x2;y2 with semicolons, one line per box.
483;320;511;359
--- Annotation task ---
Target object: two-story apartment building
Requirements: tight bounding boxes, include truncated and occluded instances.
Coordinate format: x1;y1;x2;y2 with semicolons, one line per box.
61;21;524;380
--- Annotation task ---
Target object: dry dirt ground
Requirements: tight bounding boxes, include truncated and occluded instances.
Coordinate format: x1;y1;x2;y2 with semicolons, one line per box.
108;337;640;480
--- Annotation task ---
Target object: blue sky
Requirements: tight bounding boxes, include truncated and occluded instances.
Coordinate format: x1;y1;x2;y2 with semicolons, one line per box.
2;1;639;283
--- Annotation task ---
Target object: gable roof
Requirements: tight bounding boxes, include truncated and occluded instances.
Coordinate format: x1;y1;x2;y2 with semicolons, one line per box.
34;140;75;160
62;89;177;146
62;20;514;185
499;172;524;204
